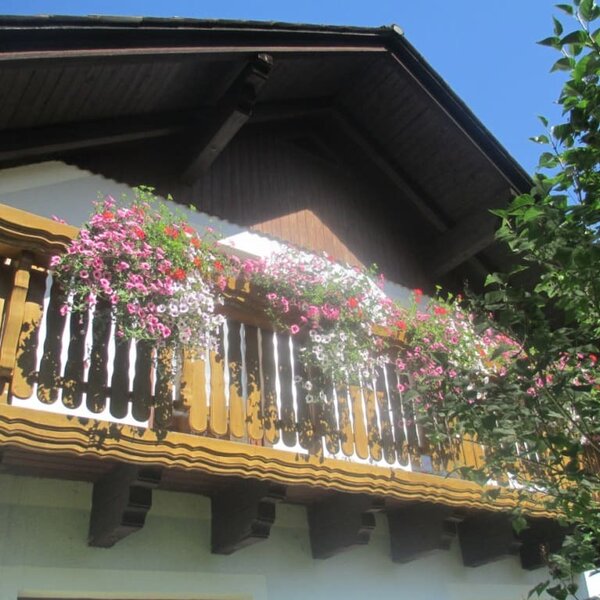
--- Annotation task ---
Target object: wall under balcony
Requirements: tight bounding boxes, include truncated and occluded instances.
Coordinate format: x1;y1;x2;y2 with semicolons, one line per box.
0;473;550;600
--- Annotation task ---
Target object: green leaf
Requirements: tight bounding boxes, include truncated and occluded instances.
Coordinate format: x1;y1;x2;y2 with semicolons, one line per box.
579;0;594;21
553;16;564;35
551;56;574;72
560;30;587;45
538;35;561;48
556;3;574;15
530;134;550;144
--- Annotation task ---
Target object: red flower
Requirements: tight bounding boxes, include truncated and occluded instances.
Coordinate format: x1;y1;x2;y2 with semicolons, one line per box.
590;353;598;365
395;320;407;330
191;237;201;248
132;226;145;240
413;288;423;303
183;224;195;234
193;257;202;268
347;297;358;309
434;306;447;316
172;268;186;280
164;225;179;239
102;211;114;220
214;261;224;272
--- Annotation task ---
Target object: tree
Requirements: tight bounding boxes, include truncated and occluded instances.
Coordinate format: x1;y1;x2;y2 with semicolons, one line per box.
428;1;600;597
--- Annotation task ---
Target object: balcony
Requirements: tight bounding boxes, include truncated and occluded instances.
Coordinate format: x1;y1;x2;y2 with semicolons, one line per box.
0;203;558;564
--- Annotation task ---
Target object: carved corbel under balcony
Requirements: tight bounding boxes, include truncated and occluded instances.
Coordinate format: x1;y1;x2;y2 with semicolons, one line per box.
88;464;162;548
211;479;286;554
308;492;384;559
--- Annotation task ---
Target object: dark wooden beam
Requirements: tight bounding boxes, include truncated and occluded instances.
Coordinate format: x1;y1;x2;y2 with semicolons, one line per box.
330;109;490;280
458;512;522;567
308;493;383;559
88;464;161;548
181;53;273;183
211;480;286;555
425;209;500;278
0;111;195;165
519;518;567;571
0;100;330;167
387;504;463;564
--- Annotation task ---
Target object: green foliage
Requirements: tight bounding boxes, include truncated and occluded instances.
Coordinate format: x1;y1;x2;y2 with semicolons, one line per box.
432;2;600;597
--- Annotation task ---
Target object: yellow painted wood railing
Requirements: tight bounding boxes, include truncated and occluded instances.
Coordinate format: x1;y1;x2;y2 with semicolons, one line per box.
0;203;484;476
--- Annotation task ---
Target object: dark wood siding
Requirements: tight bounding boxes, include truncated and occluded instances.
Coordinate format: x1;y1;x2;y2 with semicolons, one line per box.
68;126;427;288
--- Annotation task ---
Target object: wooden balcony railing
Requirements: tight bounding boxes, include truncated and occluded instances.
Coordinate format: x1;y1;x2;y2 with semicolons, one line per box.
0;203;486;479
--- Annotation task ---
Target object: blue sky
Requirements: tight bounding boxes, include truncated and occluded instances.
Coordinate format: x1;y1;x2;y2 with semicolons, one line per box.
2;0;567;174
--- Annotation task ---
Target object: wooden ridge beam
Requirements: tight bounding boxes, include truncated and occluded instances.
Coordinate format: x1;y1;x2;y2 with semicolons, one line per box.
387;504;464;564
182;53;273;183
458;512;521;567
211;480;286;554
88;464;162;548
308;493;383;559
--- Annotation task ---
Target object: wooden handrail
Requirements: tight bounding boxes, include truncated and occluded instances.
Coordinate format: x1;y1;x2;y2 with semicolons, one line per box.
0;202;482;478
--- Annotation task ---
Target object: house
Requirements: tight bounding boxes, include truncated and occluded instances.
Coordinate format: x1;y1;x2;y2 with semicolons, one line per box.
0;15;589;600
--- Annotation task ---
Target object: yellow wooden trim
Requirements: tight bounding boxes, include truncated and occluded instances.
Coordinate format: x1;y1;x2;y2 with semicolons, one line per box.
0;403;553;517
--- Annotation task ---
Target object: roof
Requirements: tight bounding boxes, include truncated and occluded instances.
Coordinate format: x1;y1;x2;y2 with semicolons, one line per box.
0;15;531;285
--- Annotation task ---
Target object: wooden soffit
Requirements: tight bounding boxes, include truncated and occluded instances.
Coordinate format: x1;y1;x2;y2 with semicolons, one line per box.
0;403;552;517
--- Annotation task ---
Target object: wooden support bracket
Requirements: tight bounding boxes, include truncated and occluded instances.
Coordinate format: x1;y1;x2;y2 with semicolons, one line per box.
182;53;273;183
211;480;286;555
458;512;522;567
519;518;567;571
88;464;162;548
308;493;384;559
387;503;464;563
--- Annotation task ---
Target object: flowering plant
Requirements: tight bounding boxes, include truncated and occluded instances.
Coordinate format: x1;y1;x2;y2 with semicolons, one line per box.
399;289;521;406
395;289;522;450
51;187;232;352
250;249;404;402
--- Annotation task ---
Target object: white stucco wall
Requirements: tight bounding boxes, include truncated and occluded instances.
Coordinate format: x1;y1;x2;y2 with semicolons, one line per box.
0;473;551;600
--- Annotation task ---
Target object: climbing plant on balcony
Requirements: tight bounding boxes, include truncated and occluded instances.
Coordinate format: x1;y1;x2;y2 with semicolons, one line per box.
416;2;600;598
250;248;404;402
51;187;233;354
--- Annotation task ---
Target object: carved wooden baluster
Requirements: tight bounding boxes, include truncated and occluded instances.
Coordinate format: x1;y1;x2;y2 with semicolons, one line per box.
37;276;67;404
388;368;409;466
336;380;355;457
260;329;279;445
109;337;131;419
377;368;396;465
322;381;340;456
154;346;173;432
276;332;296;447
180;348;207;434
86;298;112;413
12;268;46;399
363;374;382;462
209;326;228;437
0;253;33;388
348;382;369;460
292;342;314;451
132;339;153;422
61;299;89;408
227;320;245;439
460;433;485;470
0;259;13;326
244;325;264;442
401;381;421;469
